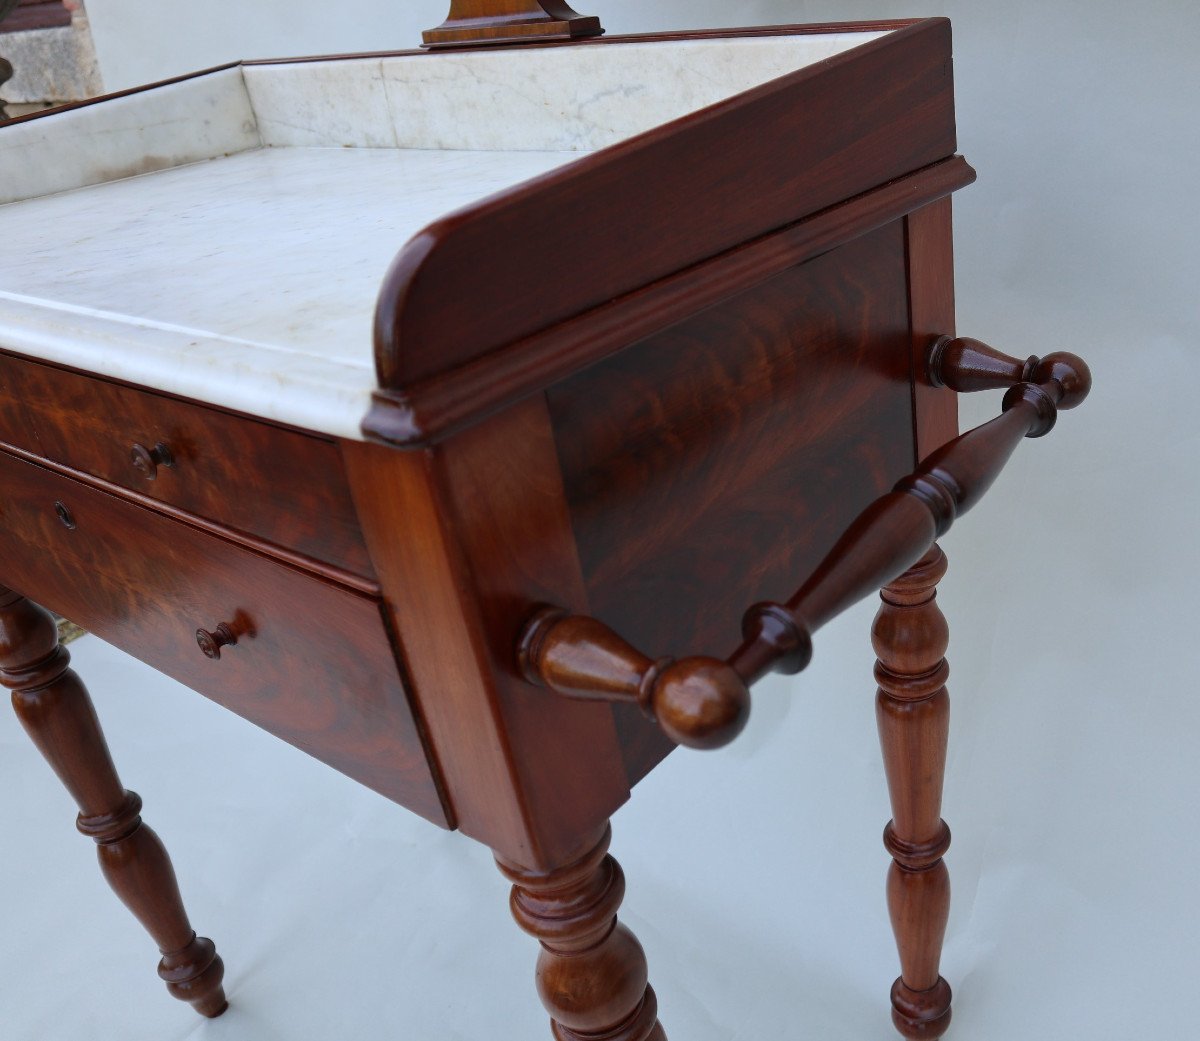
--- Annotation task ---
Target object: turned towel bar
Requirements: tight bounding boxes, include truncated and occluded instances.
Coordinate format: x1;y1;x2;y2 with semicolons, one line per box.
517;336;1092;750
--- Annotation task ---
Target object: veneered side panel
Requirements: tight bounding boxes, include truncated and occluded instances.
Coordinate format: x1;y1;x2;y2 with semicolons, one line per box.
548;223;917;782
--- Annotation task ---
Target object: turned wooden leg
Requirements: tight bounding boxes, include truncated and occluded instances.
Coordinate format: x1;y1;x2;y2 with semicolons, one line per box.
0;587;227;1018
496;824;666;1041
873;547;953;1040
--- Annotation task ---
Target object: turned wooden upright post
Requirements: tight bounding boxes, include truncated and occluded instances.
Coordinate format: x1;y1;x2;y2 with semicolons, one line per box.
873;547;953;1039
496;824;666;1041
0;586;227;1017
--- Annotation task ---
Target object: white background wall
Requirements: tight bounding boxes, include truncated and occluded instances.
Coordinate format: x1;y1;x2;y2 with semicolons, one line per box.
4;3;1198;1039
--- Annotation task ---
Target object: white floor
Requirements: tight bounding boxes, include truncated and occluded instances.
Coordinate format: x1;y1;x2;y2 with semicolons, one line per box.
2;476;1196;1041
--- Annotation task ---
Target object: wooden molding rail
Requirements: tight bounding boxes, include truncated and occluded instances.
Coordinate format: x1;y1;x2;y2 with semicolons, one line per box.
518;338;1091;749
364;156;976;447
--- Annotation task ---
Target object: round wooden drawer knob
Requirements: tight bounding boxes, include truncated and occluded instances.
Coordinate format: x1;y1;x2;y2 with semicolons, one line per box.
196;623;237;660
130;442;174;481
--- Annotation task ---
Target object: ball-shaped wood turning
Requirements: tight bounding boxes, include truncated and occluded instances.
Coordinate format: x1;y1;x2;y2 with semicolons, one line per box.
646;658;750;750
1030;351;1091;410
517;608;752;751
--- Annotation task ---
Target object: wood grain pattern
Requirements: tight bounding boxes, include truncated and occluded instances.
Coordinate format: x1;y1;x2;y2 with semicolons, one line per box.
0;449;447;824
0;353;375;578
906;199;960;462
0;587;227;1018
497;824;665;1041
0;440;380;596
873;547;953;1040
363;156;975;448
549;224;916;782
528;330;1087;779
726;348;1090;683
519;349;1089;768
423;0;602;48
373;19;958;389
344;397;629;868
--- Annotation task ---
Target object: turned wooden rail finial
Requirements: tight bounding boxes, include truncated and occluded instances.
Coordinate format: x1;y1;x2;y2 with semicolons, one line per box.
928;335;1092;412
518;335;1090;752
518;607;750;749
423;0;603;49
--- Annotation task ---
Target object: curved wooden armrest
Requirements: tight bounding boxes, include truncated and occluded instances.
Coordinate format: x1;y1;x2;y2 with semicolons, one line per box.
518;338;1091;750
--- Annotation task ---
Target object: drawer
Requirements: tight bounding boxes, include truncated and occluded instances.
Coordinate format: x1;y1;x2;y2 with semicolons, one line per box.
0;449;448;827
0;352;374;579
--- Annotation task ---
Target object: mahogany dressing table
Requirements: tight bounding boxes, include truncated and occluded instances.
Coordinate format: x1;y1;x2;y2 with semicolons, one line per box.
0;7;1090;1038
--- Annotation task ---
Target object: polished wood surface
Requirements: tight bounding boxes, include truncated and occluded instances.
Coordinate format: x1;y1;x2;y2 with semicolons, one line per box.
0;352;374;578
906;199;960;462
518;606;750;750
0;449;447;823
0;587;227;1017
371;19;958;391
929;336;1093;408
519;340;1090;760
551;224;916;780
0;21;1092;1038
874;548;953;1040
497;824;665;1041
423;0;602;48
365;157;974;449
344;397;628;868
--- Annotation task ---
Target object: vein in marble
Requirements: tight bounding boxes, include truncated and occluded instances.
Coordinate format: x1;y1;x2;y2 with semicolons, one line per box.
0;146;583;438
0;67;259;206
243;59;396;149
380;33;887;152
244;33;889;154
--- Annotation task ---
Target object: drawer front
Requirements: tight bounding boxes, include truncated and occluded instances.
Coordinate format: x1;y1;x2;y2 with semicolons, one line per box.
0;352;374;578
0;449;447;826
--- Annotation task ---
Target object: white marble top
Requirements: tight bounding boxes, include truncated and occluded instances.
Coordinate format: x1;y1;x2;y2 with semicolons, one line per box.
0;146;579;438
0;30;890;438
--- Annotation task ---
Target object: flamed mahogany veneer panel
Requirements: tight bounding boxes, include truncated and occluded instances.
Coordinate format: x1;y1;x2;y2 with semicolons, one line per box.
548;223;915;783
0;449;447;825
0;353;375;579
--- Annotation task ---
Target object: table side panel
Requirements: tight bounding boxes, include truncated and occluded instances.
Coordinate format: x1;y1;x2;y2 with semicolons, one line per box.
0;353;376;579
0;450;447;825
547;223;917;782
